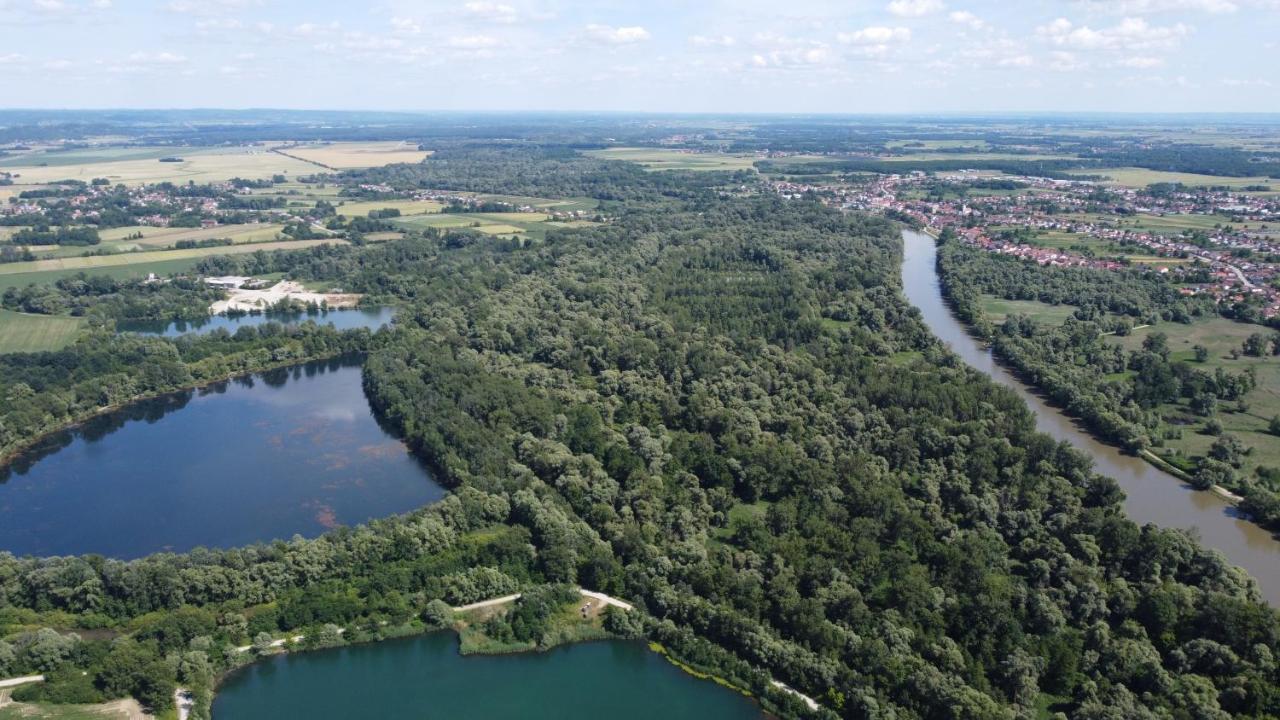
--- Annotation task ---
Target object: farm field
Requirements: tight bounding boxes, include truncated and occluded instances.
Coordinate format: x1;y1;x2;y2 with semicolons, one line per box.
97;223;285;247
0;309;85;353
333;199;443;217
585;147;759;171
275;141;431;169
1109;317;1280;475
0;145;317;186
1072;167;1278;191
0;238;343;289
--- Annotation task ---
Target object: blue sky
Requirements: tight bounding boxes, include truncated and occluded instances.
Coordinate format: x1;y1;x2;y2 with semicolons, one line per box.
1;0;1278;112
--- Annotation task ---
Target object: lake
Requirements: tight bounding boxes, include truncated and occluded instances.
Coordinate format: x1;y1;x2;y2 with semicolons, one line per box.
0;356;443;558
901;229;1280;604
116;306;395;337
212;634;763;720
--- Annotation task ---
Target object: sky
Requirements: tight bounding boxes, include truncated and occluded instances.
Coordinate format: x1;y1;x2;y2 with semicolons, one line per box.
1;0;1278;113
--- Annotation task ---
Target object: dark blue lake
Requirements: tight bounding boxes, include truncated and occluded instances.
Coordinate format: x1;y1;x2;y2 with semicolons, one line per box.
0;357;443;559
116;306;395;337
212;634;763;720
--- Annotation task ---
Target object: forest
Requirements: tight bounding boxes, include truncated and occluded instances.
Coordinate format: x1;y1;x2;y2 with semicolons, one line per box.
1;146;1279;720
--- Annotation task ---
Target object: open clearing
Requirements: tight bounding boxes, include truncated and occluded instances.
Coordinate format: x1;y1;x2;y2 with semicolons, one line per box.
980;296;1084;326
0;309;84;353
0;238;343;289
276;141;431;169
585;147;758;171
1109;317;1280;475
392;211;598;241
0;145;317;186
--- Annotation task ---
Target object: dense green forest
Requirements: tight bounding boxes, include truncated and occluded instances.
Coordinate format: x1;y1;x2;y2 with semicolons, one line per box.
936;235;1280;531
2;148;1280;719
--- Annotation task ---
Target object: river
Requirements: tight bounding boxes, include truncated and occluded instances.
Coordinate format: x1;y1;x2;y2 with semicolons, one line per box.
116;306;395;337
0;356;443;558
211;634;762;720
901;229;1280;604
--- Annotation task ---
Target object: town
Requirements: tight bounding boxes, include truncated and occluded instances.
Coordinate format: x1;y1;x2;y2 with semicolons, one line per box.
768;170;1280;317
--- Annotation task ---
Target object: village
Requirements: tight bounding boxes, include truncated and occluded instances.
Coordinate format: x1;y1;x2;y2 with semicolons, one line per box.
768;169;1280;316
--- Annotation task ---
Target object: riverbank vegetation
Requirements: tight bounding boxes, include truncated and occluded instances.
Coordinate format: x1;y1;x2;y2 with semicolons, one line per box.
2;146;1280;720
936;231;1280;530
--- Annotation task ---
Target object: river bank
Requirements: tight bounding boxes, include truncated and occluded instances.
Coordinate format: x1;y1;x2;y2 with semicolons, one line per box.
900;228;1280;605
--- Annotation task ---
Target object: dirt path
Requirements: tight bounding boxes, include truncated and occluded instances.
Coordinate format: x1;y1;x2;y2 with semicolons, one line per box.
451;593;523;613
0;675;43;690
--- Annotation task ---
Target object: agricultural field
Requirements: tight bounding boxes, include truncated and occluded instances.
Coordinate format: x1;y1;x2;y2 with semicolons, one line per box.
0;309;85;353
585;147;759;171
332;199;443;217
0;238;344;289
96;223;285;247
1072;167;1278;191
1109;317;1280;474
275;141;431;169
0;145;317;186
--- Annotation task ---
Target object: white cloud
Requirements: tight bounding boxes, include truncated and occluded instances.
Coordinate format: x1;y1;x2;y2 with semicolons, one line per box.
166;0;256;15
463;1;518;24
689;34;736;47
128;51;187;64
1037;17;1191;51
887;0;945;17
583;24;650;44
1073;0;1238;13
838;26;911;44
948;10;985;30
390;17;420;36
43;58;73;69
0;53;25;63
748;35;835;68
1118;55;1164;67
1222;77;1273;86
997;54;1034;67
33;0;66;12
1048;50;1086;71
448;34;499;49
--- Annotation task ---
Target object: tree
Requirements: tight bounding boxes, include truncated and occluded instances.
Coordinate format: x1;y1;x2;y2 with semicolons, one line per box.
422;599;453;628
1193;344;1210;363
1193;459;1236;491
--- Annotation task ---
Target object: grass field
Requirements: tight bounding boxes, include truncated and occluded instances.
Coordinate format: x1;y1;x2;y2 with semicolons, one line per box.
0;145;318;186
333;199;443;217
585;147;758;171
277;141;431;169
1073;167;1278;190
980;296;1085;326
0;309;84;353
0;238;343;289
1109;317;1280;474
